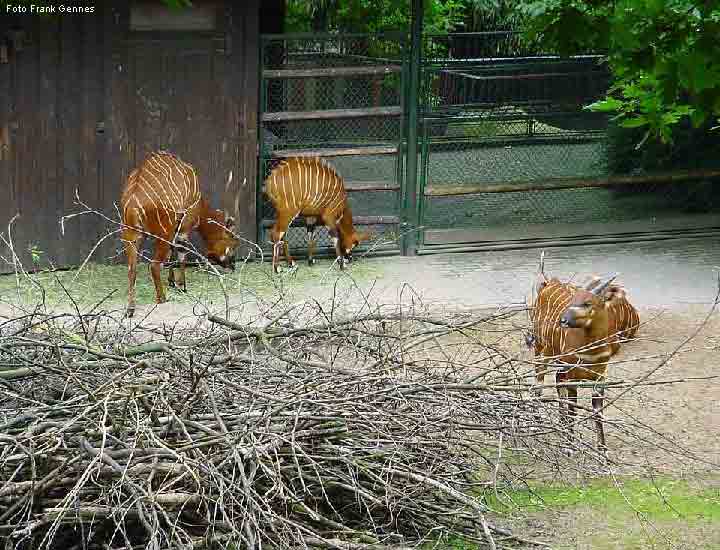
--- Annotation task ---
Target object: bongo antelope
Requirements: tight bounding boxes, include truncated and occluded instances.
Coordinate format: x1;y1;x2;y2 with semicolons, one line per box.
263;157;369;273
527;253;640;449
120;151;238;317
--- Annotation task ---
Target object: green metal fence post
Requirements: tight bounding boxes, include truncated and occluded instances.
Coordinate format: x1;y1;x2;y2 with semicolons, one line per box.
402;0;423;256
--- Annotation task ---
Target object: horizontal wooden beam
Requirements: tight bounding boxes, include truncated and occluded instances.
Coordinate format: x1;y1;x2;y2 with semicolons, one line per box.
272;145;398;158
425;169;720;197
345;181;399;192
264;65;402;79
261;215;399;227
263;106;401;122
444;70;604;82
419;228;720;255
423;214;720;246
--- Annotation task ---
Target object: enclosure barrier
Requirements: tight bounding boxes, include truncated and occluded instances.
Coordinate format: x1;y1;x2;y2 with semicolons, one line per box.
257;32;408;258
257;31;720;258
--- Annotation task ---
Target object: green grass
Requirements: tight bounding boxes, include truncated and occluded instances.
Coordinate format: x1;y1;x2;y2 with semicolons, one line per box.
0;258;387;311
487;478;720;521
425;478;720;550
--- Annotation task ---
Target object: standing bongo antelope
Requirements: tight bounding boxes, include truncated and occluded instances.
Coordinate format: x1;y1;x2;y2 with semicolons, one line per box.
527;252;640;449
263;157;369;273
120;150;239;318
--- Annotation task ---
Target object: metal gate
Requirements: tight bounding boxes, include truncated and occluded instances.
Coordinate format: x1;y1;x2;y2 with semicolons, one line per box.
416;32;720;253
257;33;408;258
257;31;720;258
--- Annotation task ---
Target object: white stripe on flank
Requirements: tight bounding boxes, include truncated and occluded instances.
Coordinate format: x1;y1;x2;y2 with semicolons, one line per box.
313;160;319;208
140;182;168;234
148;161;176;214
315;162;327;208
280;171;289;210
151;155;183;209
270;171;277;201
188;164;200;208
300;158;307;206
138;168;166;209
177;157;192;203
288;163;297;209
133;195;147;223
319;169;331;207
152;155;181;208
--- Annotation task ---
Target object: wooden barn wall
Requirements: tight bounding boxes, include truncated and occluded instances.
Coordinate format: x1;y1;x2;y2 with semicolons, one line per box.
0;1;260;273
0;12;107;271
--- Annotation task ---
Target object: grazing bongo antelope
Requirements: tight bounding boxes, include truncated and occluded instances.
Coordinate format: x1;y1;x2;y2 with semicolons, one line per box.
120;150;239;318
263;157;370;273
526;253;639;450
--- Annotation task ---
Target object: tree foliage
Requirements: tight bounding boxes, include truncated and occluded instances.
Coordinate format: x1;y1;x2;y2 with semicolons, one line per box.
285;0;470;34
518;0;720;144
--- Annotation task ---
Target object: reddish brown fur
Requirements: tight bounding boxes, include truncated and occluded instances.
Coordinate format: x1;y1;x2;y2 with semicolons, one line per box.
529;269;640;449
120;151;238;317
264;157;369;272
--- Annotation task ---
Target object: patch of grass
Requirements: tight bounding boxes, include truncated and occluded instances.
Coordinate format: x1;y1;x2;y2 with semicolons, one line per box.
0;258;387;310
423;536;477;549
485;477;720;550
488;478;720;520
424;479;720;549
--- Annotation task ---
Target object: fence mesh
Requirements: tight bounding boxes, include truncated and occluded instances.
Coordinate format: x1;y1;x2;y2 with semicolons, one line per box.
416;33;720;245
258;31;720;256
423;181;720;236
259;34;406;258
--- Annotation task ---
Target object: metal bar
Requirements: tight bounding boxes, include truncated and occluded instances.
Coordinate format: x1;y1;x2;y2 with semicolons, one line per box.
271;145;399;158
264;65;402;79
261;215;400;227
424;214;720;245
262;106;401;122
342;53;403;64
445;71;604;82
423;54;606;68
416;229;720;255
260;31;406;41
424;170;720;197
344;182;400;192
402;0;423;256
424;31;522;37
255;243;402;260
418;110;430;250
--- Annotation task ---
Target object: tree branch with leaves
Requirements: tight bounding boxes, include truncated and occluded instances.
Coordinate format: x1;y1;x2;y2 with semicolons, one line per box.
519;0;720;145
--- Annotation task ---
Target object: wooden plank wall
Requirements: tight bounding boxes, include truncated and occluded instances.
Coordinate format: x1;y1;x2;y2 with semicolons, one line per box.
0;7;116;272
230;1;259;256
0;1;260;273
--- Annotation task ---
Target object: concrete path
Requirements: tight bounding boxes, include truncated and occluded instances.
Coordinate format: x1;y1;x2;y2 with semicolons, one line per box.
330;236;720;311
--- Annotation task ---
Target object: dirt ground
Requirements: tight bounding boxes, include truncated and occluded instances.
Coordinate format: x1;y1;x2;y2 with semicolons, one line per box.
605;305;720;475
490;304;720;550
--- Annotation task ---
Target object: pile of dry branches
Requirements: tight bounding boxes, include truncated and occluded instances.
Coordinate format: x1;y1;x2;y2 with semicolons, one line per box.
0;294;627;549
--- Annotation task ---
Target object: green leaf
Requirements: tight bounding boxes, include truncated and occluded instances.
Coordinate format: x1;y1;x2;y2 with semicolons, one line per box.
586;97;624;112
619;116;649;128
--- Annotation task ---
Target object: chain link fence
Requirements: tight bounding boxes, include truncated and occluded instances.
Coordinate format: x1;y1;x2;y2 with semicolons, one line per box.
415;32;720;250
258;34;406;260
256;31;720;257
